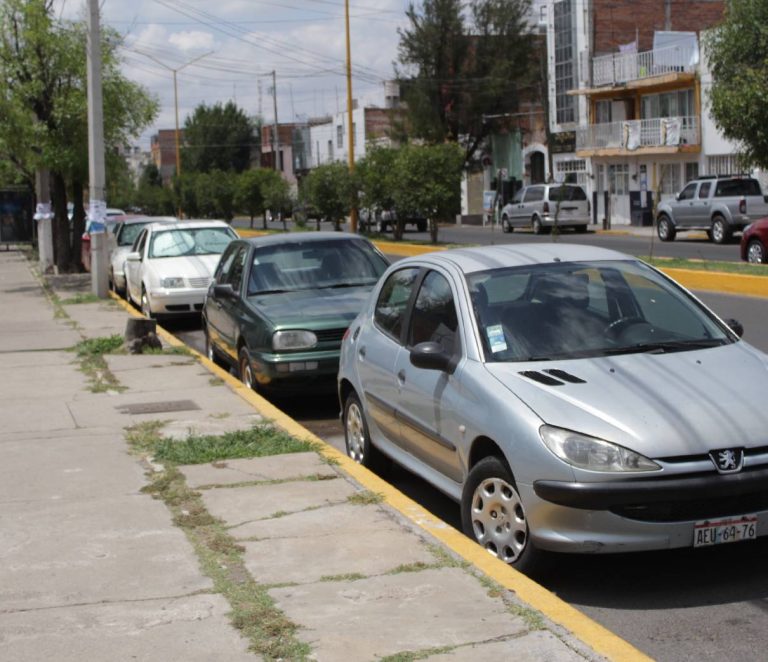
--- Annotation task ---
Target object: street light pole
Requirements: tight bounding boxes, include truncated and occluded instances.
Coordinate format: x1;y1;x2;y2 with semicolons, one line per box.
344;0;358;233
135;50;213;218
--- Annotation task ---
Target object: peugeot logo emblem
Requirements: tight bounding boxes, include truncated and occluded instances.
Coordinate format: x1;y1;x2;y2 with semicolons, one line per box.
709;448;744;474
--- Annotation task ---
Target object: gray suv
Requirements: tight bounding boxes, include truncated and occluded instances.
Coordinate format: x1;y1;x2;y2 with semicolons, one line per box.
500;184;590;234
656;175;768;244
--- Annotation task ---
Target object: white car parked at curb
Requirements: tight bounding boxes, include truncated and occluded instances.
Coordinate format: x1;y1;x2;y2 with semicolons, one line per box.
109;216;176;296
125;220;238;318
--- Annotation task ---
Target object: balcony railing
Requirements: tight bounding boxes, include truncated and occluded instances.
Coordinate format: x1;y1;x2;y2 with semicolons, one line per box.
592;43;698;87
576;116;700;152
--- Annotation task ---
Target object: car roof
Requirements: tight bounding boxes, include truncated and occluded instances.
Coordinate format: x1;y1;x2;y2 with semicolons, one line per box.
236;231;371;247
397;243;634;274
145;219;233;231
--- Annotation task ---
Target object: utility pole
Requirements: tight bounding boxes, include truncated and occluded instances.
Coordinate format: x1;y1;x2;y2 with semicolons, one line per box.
272;70;279;172
344;0;358;233
86;0;108;298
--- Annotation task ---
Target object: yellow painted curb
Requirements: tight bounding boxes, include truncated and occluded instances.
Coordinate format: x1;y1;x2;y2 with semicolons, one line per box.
108;291;649;662
659;267;768;298
373;240;446;257
235;229;271;238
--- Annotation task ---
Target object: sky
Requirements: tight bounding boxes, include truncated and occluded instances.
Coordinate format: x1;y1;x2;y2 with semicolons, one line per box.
54;0;413;149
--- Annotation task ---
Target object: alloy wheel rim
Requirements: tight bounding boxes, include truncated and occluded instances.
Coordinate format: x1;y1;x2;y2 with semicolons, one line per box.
141;293;151;318
748;242;764;263
713;222;724;242
207;337;215;362
659;220;669;239
241;358;253;389
345;403;365;463
470;477;527;563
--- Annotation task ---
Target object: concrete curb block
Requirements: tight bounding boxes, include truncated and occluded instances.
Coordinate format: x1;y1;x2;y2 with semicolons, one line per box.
108;292;650;662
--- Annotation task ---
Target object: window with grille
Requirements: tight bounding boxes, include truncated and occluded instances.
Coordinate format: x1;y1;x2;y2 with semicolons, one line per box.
554;0;577;125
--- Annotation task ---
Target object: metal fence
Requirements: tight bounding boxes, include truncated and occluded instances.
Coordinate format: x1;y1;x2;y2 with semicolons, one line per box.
592;43;698;87
576;116;699;151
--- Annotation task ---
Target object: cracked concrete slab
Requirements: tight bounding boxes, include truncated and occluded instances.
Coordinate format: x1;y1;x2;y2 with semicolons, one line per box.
0;496;211;611
427;631;587;661
0;351;74;369
180;452;335;488
0;362;88;399
0;434;144;503
60;302;131;338
201;479;358;529
243;525;435;584
269;567;526;660
0;594;258;661
109;363;220;392
107;354;197;372
0;398;77;435
160;415;265;442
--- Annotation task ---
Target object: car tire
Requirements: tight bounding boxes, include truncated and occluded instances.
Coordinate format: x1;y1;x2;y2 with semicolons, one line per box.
657;215;676;242
710;215;732;244
343;393;390;472
747;239;767;264
417;220;427;233
531;217;544;235
461;455;543;574
574;224;588;233
140;287;155;319
205;325;227;368
238;346;256;390
501;215;512;233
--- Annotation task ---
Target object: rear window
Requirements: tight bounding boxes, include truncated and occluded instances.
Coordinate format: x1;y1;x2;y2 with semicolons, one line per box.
548;185;587;202
714;179;762;197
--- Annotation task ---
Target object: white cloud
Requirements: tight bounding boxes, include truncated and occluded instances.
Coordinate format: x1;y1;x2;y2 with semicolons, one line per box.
168;31;215;53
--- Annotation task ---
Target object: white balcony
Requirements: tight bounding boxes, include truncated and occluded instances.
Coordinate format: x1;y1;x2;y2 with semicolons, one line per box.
592;43;698;87
576;116;700;153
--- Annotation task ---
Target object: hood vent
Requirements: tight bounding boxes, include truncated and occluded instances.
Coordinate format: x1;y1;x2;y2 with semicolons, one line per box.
518;369;586;386
544;369;586;384
519;371;564;386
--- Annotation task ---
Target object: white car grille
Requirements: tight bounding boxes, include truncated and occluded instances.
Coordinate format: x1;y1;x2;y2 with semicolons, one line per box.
187;277;210;288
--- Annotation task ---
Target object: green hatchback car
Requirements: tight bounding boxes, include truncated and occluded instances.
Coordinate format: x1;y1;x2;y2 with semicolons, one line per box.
203;232;390;393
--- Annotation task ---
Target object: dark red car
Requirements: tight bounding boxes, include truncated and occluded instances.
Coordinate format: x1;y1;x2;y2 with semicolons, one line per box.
741;217;768;264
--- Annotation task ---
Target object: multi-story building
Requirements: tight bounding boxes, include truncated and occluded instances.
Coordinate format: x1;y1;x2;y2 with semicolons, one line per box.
546;0;737;226
150;130;181;186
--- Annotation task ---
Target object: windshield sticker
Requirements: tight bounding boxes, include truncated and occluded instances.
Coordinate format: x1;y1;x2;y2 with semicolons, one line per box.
486;324;507;353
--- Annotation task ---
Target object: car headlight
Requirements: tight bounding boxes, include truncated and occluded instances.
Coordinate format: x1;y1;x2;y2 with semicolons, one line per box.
272;330;317;351
539;425;660;472
161;277;185;288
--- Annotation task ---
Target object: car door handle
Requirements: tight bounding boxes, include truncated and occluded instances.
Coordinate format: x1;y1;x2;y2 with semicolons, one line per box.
358;346;366;359
397;369;406;384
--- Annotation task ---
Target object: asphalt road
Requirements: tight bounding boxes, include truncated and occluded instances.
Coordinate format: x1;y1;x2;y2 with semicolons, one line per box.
166;279;768;662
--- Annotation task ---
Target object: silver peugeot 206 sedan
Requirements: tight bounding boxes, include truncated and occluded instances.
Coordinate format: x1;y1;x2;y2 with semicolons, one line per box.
337;244;768;573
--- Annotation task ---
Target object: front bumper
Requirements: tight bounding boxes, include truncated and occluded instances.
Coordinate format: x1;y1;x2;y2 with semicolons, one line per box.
522;467;768;554
148;287;207;314
247;348;341;392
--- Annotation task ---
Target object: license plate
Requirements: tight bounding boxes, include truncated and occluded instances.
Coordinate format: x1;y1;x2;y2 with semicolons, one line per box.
693;515;758;548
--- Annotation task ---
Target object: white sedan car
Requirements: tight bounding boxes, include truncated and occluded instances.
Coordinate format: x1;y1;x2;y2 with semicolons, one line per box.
125;220;238;318
109;216;176;296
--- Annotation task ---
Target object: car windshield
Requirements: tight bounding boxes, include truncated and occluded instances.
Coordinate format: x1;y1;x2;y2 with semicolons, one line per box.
467;260;733;362
149;227;236;258
247;238;389;295
117;221;150;247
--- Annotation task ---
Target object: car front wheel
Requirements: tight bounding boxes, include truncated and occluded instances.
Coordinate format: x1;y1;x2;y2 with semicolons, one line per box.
747;239;767;264
531;217;543;235
239;346;255;390
657;215;676;242
461;456;542;574
501;215;512;233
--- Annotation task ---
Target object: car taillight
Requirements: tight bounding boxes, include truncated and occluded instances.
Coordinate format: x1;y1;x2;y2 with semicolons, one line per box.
543;201;550;214
342;327;351;341
740;198;747;214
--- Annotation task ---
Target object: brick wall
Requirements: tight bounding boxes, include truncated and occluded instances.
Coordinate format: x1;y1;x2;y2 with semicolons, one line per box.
592;0;725;54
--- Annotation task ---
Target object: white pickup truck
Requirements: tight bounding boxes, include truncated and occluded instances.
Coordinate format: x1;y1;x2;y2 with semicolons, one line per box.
656;175;768;243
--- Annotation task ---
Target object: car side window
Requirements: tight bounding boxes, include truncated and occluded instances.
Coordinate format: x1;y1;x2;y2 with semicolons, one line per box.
678;183;697;201
133;229;147;255
698;182;711;198
511;188;524;204
215;244;238;284
374;268;420;341
524;187;544;203
226;247;248;293
408;271;459;356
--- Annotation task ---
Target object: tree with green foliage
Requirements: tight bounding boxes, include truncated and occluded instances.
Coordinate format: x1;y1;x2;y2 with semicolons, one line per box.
705;0;768;169
356;146;398;231
397;0;533;161
235;168;272;228
303;162;356;232
137;164;174;216
195;170;236;221
391;143;464;243
261;170;293;229
182;102;257;174
0;0;157;270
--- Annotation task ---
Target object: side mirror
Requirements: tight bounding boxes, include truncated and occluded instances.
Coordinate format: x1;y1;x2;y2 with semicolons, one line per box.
674;193;681;201
409;341;455;373
125;251;141;262
725;318;744;338
213;283;238;300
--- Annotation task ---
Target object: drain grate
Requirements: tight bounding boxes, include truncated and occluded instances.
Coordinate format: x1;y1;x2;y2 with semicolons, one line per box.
116;400;201;415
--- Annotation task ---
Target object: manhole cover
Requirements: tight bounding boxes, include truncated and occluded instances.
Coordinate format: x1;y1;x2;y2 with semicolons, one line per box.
117;400;201;415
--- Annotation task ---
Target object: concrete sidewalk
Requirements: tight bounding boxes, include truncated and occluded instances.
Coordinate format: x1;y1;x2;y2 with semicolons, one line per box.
0;250;647;661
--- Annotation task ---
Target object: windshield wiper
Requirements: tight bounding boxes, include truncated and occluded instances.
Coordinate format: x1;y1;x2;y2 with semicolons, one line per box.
603;338;727;355
249;288;289;295
317;281;375;289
